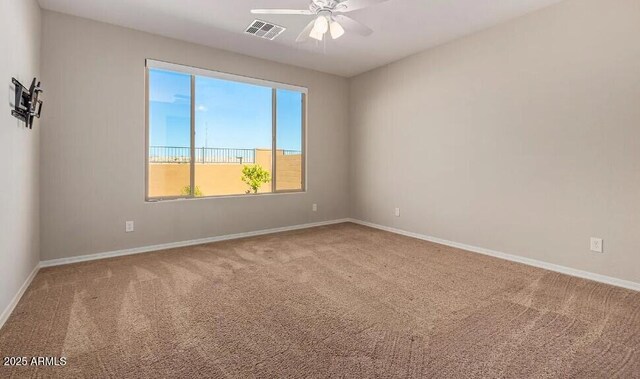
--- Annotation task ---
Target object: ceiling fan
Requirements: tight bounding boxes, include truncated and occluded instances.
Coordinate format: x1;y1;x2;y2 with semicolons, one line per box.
251;0;388;42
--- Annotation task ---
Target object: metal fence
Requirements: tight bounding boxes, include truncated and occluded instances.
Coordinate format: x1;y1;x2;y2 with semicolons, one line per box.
148;146;189;163
196;147;256;164
149;146;255;164
149;147;303;164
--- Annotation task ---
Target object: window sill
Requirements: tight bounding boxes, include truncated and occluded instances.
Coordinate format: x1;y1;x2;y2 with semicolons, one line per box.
145;190;306;203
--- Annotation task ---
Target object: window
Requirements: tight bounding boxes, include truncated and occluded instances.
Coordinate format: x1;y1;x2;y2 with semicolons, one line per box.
146;60;306;200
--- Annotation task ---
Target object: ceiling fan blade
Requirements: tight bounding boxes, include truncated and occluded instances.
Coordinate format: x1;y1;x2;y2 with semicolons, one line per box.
251;9;314;15
333;15;373;36
296;19;317;42
334;0;389;13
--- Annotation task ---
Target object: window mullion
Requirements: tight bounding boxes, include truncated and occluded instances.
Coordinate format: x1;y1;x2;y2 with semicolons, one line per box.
272;88;277;193
301;93;306;191
190;75;196;197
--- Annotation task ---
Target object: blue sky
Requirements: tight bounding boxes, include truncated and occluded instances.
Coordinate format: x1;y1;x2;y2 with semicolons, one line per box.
149;68;302;151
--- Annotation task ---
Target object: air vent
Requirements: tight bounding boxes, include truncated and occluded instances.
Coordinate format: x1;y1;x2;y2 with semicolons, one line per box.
245;19;286;41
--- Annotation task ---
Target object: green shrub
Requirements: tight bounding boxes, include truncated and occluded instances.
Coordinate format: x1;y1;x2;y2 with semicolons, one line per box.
241;164;271;194
181;185;203;197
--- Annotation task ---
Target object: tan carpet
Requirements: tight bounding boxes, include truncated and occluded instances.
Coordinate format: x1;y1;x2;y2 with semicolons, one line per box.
1;223;638;378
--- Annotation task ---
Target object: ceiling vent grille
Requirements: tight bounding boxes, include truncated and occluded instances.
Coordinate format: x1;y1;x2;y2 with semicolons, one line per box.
245;19;286;41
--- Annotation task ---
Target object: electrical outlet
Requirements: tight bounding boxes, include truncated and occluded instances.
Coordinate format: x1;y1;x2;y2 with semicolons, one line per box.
394;207;400;217
125;221;134;233
312;203;317;212
590;237;603;253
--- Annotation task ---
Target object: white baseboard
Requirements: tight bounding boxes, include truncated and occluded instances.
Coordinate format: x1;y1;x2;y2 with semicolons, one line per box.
348;218;640;292
0;263;40;330
40;218;351;268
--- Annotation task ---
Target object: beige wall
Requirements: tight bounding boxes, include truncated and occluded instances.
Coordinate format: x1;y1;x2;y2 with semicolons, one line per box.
149;150;302;197
350;0;640;283
276;154;303;191
0;0;41;319
40;11;349;261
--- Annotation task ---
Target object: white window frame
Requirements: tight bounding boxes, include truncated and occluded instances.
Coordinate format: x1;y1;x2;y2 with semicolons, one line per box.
145;59;307;201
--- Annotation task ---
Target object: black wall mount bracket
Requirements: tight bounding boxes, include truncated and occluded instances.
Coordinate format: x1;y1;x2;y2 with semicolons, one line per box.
11;77;43;129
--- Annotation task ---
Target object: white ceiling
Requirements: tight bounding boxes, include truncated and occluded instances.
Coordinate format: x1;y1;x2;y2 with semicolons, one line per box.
37;0;562;77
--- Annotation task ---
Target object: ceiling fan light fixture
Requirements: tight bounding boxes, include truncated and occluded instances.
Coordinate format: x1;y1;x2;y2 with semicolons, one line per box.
309;27;324;41
312;14;329;35
329;20;345;39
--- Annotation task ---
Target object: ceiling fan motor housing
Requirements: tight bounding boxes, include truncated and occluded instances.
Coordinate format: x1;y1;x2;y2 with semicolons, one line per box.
310;0;345;13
